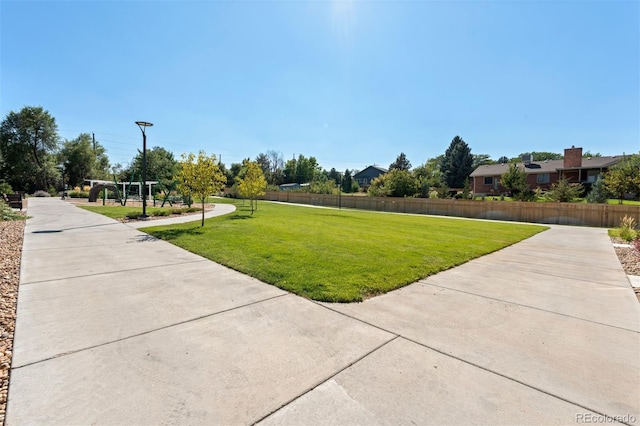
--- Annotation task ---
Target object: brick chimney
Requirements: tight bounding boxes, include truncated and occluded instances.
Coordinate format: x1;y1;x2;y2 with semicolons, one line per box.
564;146;583;168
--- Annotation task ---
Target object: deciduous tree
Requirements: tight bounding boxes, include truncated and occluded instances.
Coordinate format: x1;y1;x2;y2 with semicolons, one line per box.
178;151;226;226
605;153;640;203
237;160;267;214
60;133;110;187
513;151;562;162
367;169;417;197
283;154;320;184
0;106;60;192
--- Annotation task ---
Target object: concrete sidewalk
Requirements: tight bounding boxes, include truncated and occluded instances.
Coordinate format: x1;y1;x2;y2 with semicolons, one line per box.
7;198;640;425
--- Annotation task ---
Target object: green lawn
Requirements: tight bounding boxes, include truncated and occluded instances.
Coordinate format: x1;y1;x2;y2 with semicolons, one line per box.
79;205;200;219
139;201;546;302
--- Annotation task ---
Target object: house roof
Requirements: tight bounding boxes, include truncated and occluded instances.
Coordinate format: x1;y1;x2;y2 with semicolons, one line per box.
470;155;624;177
470;161;561;177
556;155;624;170
353;165;388;178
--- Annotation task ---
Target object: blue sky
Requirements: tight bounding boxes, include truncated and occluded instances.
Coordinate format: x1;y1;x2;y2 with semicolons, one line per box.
1;0;638;172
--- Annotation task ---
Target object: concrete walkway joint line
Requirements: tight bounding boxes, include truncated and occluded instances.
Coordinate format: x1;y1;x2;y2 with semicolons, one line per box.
7;198;639;425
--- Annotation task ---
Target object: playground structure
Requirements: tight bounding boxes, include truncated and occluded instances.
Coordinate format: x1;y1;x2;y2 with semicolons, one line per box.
85;176;159;205
85;175;189;207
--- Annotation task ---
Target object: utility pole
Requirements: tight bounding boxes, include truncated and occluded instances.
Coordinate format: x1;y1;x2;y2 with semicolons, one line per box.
92;133;96;152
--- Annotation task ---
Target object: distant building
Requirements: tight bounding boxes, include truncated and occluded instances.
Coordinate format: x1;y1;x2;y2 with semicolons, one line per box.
279;183;310;191
279;183;301;191
353;166;388;189
470;146;625;195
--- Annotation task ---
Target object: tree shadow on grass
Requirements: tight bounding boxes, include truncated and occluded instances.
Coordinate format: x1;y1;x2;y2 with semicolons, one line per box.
230;214;253;220
146;226;204;240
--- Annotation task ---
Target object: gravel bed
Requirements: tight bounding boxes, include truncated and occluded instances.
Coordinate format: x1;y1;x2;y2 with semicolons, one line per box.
611;237;640;301
0;219;25;424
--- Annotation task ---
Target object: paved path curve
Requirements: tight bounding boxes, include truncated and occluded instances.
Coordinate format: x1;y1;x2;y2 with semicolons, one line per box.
7;198;640;425
125;202;236;228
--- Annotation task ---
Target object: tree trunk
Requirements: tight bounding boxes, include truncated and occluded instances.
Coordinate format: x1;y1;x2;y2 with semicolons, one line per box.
201;199;205;226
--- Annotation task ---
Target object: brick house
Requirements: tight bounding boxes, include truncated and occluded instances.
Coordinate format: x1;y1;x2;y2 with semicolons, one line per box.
353;165;388;190
470;146;625;196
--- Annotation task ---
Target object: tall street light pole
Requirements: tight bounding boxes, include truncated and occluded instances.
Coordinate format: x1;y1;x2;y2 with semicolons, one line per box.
135;121;153;219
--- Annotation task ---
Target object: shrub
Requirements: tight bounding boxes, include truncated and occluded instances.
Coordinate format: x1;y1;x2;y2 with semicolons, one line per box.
586;175;608;204
0;200;25;221
33;190;51;197
152;210;171;217
68;190;89;198
618;216;638;242
512;189;536;202
0;182;13;195
545;179;584;202
125;211;143;219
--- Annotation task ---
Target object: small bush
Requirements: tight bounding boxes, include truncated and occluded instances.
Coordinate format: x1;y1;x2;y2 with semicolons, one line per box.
586;175;608;204
546;179;584;203
0;200;26;221
0;182;13;195
68;191;89;198
125;211;143;219
33;190;51;197
152;210;171;217
618;216;638;242
513;189;536;202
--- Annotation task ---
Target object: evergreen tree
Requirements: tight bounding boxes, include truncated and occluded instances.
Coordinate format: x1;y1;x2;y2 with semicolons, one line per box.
342;169;353;193
441;136;473;188
501;162;534;201
546;178;584;202
389;152;412;171
586;175;608;203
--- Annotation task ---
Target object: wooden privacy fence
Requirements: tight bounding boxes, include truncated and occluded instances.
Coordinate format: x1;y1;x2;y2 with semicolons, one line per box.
262;191;640;228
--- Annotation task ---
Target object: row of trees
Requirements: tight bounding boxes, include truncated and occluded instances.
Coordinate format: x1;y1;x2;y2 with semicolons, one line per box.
366;136;474;198
0;106;113;193
3;106;636;205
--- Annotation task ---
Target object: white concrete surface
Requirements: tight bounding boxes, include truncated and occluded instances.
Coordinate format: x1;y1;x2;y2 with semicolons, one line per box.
7;198;640;425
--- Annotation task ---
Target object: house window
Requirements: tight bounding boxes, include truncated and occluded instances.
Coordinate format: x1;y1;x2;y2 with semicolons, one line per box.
587;170;600;183
537;174;550;184
484;177;493;185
